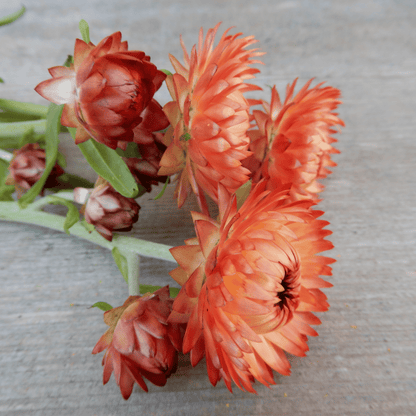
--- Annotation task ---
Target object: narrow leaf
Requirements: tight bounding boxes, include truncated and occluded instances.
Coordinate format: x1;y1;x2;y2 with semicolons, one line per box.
0;5;26;27
112;247;128;283
63;55;74;68
53;173;94;189
139;284;180;298
79;19;90;43
48;196;80;235
0;158;9;183
68;127;139;198
153;176;170;200
81;218;95;232
18;104;63;208
235;179;252;210
89;301;113;312
0;185;14;201
160;69;172;76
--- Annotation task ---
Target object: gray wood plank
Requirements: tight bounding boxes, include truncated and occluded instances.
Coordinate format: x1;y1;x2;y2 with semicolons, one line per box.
1;0;415;415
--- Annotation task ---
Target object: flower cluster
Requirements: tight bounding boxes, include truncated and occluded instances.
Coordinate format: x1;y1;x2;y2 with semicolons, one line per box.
28;22;342;398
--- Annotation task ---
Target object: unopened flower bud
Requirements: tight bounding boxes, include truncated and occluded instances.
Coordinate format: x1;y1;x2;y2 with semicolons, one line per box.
82;183;140;241
5;143;64;197
92;286;183;399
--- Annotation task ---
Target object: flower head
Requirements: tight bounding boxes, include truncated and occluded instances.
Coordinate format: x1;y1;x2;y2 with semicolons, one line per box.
92;286;182;400
168;181;334;392
35;32;169;150
78;180;140;241
159;23;263;213
246;79;344;201
123;134;168;194
5;143;64;197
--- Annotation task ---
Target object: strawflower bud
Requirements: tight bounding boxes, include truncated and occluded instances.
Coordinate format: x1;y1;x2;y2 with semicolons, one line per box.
81;182;140;241
5;143;64;197
123;136;167;194
35;32;169;150
92;286;183;400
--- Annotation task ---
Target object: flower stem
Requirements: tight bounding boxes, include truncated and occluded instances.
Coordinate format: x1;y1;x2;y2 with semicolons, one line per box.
0;99;48;118
0;200;176;263
0;120;47;138
125;251;140;296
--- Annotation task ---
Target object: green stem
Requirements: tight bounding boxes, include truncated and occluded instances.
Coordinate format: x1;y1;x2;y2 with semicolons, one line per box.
0;99;48;118
125;251;140;296
0;120;47;138
0;200;176;263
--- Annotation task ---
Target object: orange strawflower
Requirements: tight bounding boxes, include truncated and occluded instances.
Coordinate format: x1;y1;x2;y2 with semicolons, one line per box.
92;286;182;399
168;181;334;392
159;23;263;214
246;79;344;201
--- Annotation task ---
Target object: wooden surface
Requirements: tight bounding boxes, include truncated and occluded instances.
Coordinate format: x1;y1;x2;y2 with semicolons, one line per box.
1;1;415;415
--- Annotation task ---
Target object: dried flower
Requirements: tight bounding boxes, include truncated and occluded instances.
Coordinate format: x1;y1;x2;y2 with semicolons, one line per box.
81;181;140;241
159;23;263;213
92;286;182;399
5;143;64;196
123;135;168;194
35;32;169;150
168;181;334;392
246;79;343;201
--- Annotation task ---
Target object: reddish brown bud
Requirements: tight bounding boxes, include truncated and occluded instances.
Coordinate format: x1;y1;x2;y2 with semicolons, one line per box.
92;286;183;400
5;143;64;197
83;183;140;241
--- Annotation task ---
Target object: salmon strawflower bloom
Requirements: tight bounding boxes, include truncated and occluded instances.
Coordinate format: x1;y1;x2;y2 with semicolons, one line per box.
158;23;263;214
168;181;334;392
35;32;169;150
92;286;182;400
245;79;344;201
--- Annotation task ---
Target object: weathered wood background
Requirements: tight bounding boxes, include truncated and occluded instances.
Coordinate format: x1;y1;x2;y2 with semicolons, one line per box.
1;0;415;415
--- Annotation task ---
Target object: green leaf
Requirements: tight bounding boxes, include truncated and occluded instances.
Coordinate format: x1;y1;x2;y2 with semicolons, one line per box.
160;69;172;76
0;78;4;83
111;247;129;283
56;151;67;169
18;104;63;208
0;185;14;201
79;19;90;43
0;5;26;27
89;301;113;312
48;196;80;235
153;176;170;200
115;142;141;159
53;173;94;190
63;55;74;68
68;128;139;198
0;158;9;184
139;284;180;298
81;218;95;232
235;179;252;210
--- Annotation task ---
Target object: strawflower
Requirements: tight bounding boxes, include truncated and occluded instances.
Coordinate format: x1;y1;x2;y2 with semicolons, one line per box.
168;181;334;392
35;32;169;150
92;286;182;399
5;143;64;197
245;79;344;201
159;23;263;214
77;179;140;241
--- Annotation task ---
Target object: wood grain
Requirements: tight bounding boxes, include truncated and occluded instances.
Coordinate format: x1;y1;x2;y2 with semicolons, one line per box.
1;1;415;415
